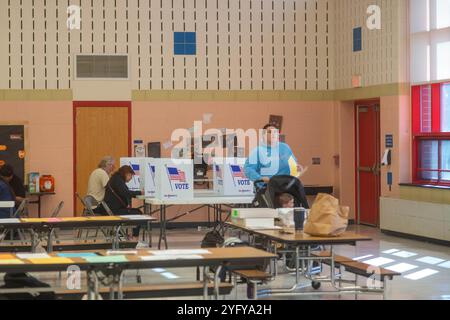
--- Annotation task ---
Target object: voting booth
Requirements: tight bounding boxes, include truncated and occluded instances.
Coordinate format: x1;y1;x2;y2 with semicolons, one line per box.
139;158;157;198
213;158;254;196
120;157;144;191
146;158;194;200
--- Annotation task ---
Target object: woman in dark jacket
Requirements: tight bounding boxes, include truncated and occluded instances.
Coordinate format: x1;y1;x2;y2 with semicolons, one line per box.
103;165;143;239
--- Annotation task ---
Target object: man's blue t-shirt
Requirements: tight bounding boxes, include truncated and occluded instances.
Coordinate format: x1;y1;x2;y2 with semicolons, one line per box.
244;142;298;181
0;179;14;218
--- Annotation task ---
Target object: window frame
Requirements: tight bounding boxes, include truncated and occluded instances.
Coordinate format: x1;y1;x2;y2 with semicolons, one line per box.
412;81;450;186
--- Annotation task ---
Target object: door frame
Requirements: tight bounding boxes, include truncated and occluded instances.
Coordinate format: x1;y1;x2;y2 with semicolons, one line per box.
354;98;381;226
73;101;132;214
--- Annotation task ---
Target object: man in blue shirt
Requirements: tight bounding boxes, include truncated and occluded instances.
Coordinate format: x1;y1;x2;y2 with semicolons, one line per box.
244;124;309;208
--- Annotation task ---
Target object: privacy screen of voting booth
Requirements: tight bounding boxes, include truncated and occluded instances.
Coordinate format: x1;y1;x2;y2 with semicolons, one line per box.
120;157;144;192
139;159;156;198
213;158;254;196
121;158;194;200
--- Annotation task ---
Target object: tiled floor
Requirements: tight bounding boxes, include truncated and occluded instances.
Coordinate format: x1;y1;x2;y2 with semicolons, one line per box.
1;225;449;300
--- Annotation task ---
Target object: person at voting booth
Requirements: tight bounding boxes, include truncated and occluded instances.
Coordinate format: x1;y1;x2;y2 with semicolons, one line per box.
87;156;116;213
244;124;310;208
104;165;143;240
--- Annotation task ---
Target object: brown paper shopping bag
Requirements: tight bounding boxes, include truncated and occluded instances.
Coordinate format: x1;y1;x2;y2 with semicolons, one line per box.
304;193;349;237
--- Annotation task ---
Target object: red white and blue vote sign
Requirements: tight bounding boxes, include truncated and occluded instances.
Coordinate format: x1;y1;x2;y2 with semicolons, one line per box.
166;166;190;191
213;158;254;196
230;165;251;187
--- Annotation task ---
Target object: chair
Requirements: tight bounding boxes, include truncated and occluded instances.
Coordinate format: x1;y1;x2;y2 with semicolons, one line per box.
100;201;114;216
101;201;128;240
12;199;28;241
51;201;64;218
49;201;64;242
12;199;28;218
75;193;102;239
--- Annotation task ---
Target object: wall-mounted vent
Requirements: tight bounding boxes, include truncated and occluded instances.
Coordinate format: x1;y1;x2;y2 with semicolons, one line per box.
76;55;129;79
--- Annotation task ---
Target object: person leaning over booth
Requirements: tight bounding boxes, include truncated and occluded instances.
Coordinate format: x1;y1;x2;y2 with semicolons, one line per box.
87;156;115;214
244;124;310;209
104;165;143;241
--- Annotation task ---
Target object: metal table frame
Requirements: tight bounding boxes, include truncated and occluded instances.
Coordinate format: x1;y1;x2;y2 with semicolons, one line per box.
0;248;276;300
224;224;393;299
140;195;254;250
0;217;156;253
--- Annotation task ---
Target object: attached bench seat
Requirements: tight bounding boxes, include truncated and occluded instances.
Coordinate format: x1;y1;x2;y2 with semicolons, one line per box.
312;251;401;281
233;269;272;281
55;282;234;300
0;243;33;253
43;241;138;252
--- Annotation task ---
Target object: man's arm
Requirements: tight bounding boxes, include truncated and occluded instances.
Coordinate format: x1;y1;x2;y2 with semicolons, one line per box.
244;148;263;181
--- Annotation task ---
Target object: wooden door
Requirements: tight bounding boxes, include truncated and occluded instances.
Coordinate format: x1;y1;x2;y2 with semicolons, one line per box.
356;102;381;226
74;104;130;216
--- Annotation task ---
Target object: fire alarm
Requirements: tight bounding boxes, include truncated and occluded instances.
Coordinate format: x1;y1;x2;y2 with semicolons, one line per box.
352;75;362;88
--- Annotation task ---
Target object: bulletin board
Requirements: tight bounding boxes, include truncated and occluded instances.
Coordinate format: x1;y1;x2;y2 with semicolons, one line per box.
0;125;26;182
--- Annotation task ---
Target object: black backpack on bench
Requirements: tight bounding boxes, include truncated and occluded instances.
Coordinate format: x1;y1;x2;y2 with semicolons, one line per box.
0;273;56;300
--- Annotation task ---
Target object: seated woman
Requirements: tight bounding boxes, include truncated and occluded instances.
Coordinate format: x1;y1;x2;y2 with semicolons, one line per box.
103;165;143;241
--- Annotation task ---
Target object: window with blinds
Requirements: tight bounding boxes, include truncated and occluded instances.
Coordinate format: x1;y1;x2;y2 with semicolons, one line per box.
410;0;450;83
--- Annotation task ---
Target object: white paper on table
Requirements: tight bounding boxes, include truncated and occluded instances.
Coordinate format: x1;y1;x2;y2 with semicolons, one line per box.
141;255;204;261
149;249;211;255
251;226;282;230
0;219;21;224
16;253;51;259
119;215;151;220
107;250;138;255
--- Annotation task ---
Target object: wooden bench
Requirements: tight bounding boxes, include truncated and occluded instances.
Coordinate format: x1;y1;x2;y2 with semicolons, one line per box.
312;251;401;281
43;241;139;252
231;269;273;300
312;251;401;299
0;243;33;253
54;282;234;300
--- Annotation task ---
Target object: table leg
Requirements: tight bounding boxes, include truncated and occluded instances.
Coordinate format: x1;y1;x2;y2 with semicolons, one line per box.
203;266;210;300
47;228;54;253
330;245;335;287
113;226;121;250
158;205;168;250
87;270;99;300
37;196;41;219
213;265;223;300
163;205;168;249
295;246;300;284
31;229;39;253
207;205;211;228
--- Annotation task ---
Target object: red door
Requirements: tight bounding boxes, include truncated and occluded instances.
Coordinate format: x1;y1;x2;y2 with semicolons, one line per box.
356;102;381;226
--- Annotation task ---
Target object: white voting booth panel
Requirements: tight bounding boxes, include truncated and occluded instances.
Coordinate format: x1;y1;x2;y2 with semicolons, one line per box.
213;158;254;196
148;158;194;200
120;157;145;191
139;158;157;198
